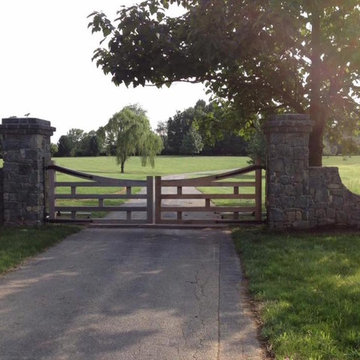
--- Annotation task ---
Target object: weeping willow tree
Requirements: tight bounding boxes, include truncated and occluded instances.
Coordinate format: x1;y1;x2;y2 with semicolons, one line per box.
104;105;163;173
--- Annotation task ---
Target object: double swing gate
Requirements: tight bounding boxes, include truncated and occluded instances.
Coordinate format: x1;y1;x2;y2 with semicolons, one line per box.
46;163;265;225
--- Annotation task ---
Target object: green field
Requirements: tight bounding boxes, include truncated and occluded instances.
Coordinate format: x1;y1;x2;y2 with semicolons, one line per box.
0;155;359;192
1;155;360;212
51;155;250;179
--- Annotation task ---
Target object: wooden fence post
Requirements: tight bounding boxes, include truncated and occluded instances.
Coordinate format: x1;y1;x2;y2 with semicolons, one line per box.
48;162;56;220
255;158;262;221
146;176;154;224
155;176;161;224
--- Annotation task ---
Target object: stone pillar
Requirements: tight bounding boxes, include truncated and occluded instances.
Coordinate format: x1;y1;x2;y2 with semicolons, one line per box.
264;114;313;229
0;168;3;225
0;118;55;225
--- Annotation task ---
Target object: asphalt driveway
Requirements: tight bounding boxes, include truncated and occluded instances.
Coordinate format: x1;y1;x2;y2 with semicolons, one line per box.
0;228;263;360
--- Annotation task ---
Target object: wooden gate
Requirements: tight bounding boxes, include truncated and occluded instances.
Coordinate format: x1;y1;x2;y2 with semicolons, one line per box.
46;164;153;224
154;163;264;225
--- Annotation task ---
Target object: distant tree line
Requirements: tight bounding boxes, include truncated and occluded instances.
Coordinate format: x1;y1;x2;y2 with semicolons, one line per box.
52;100;249;158
156;100;249;156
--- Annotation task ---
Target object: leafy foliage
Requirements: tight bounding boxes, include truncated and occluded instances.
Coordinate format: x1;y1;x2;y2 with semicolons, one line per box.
157;99;249;155
88;1;360;166
56;129;104;157
104;105;163;173
180;127;203;155
57;135;73;157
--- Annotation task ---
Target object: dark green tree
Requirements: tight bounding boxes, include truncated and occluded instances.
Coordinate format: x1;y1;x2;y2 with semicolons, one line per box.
57;135;73;157
50;143;58;157
89;1;360;166
166;108;194;154
77;131;102;156
180;127;204;155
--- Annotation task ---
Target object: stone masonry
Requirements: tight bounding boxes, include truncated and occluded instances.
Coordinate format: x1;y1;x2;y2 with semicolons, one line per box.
264;114;313;229
0;118;55;225
309;167;360;227
0;168;3;225
265;114;360;229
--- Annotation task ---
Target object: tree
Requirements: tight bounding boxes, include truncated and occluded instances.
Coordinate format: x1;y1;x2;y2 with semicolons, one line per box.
157;99;248;155
67;128;84;156
180;128;203;155
89;1;360;166
77;131;102;156
155;121;168;153
57;135;73;157
56;129;85;157
50;143;58;157
104;105;162;173
166;108;194;154
139;131;164;167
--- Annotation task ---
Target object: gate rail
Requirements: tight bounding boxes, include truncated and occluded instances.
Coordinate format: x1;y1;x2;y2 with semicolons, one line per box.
46;164;153;223
154;163;264;225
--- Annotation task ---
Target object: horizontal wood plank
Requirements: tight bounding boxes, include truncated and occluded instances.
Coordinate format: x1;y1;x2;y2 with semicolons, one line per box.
55;206;148;212
160;206;256;213
54;194;147;200
55;181;146;187
160;194;255;200
160;181;256;187
157;219;263;224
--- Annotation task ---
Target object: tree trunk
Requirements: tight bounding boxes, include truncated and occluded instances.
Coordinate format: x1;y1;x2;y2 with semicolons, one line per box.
309;115;326;166
121;161;125;173
309;6;324;167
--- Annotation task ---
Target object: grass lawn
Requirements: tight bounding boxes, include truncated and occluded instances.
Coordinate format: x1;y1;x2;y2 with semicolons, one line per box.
52;155;250;179
50;155;360;191
233;227;360;360
323;156;360;194
0;226;81;274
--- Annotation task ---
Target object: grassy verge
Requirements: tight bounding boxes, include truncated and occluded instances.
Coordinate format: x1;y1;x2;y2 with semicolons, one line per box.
233;227;360;360
0;225;81;274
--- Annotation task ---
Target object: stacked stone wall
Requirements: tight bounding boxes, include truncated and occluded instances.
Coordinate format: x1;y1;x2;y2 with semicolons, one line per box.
265;114;360;229
309;167;360;227
0;167;3;225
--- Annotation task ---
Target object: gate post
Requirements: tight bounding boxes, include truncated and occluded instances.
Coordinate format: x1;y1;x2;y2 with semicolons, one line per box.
146;176;154;223
48;161;56;220
254;158;262;221
154;176;161;224
0;118;55;225
264;114;313;229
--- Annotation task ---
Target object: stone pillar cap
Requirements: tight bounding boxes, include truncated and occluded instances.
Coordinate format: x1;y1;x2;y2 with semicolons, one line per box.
263;114;313;134
0;117;56;135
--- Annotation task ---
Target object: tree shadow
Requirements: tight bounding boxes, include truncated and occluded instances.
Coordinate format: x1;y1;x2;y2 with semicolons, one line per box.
0;228;262;359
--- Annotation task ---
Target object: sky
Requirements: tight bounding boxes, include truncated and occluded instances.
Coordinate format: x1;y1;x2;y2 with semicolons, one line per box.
0;0;208;142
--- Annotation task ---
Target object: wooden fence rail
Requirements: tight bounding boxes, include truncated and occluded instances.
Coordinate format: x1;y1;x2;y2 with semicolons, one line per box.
46;163;153;223
154;162;264;225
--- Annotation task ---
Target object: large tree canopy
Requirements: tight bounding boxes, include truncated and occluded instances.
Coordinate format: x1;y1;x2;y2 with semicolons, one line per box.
89;0;360;166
